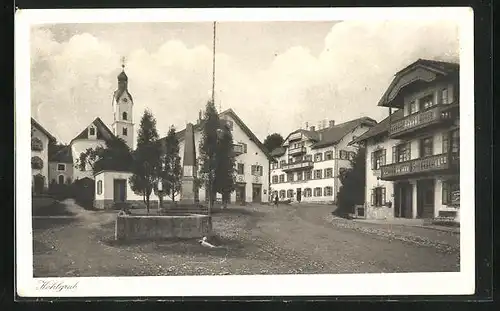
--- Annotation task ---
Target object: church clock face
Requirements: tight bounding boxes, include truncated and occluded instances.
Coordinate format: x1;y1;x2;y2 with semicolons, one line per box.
122;98;128;103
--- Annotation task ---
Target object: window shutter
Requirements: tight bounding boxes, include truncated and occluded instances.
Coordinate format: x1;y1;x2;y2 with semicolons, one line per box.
371;152;375;169
382;188;386;205
260;165;263;176
392;146;396;163
371;189;375;205
407;143;411;159
442;133;449;153
382;149;387;165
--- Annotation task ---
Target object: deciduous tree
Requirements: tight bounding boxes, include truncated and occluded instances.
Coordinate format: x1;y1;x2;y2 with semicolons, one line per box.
335;147;366;217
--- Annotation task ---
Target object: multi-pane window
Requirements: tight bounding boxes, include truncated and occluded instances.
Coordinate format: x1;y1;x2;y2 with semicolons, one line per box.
451;129;459;153
420;137;434;157
348;151;356;161
122;112;128;120
441;88;449;105
393;143;411;163
324;186;333;196
409;100;417;114
314;169;322;179
122;128;128;136
305;155;312;162
324;151;333;160
279;190;286;198
442;179;460;205
315;153;323;162
339;150;349;160
89;127;96;136
371;149;386;170
287;173;294;182
251;165;263;176
280;160;286;168
272;175;279;183
287;189;294;198
420;94;435;110
304;170;312;180
297;171;303;181
314;187;322;197
279;174;285;183
57;164;66;171
304;188;312;197
324;168;333;178
371;187;386;206
31;156;43;169
339;167;347;176
236;163;244;174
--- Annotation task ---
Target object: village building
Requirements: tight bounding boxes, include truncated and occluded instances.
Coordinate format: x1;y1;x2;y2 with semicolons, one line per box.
352;59;460;221
31;118;57;193
269;117;376;204
159;108;273;204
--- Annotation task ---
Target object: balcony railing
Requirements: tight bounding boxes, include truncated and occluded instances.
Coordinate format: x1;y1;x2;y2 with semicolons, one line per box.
380;153;458;180
288;146;306;156
282;160;314;172
233;144;245;155
389;105;452;138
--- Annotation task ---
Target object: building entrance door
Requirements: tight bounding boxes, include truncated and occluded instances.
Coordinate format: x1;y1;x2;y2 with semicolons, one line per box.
235;184;246;204
395;182;413;218
113;179;127;203
417;179;435;218
296;188;302;202
252;184;262;203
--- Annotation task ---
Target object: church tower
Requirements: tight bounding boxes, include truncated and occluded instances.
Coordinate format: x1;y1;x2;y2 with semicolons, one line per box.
112;60;134;149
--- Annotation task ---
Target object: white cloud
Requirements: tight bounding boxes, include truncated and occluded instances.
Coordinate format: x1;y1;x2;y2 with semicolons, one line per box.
30;20;459;145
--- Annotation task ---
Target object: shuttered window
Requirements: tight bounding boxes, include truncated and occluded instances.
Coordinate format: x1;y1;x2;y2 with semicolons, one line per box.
371;149;386;170
371;187;386;206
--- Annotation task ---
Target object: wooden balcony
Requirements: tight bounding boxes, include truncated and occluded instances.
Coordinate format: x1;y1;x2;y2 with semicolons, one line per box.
380;152;459;181
282;160;314;172
288;146;306;156
389;105;455;138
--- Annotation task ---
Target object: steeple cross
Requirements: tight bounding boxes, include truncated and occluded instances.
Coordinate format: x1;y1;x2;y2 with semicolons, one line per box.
121;56;126;71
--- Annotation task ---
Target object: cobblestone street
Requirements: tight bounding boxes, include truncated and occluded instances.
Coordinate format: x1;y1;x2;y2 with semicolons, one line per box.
33;200;460;277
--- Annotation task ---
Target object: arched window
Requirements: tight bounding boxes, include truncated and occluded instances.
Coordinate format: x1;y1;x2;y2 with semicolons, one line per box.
122;112;128;120
122;127;128;136
96;180;103;195
31;156;43;169
31;137;43;151
58;175;65;184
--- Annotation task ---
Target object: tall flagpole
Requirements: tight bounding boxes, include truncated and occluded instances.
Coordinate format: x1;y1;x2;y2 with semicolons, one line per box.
212;21;217;109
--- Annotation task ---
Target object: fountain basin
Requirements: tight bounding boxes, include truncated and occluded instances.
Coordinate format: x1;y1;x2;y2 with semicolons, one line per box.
115;213;212;241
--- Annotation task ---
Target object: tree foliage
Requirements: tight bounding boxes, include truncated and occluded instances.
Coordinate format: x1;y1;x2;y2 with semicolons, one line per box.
335;147;366;217
129;109;162;214
76;137;133;174
214;122;236;206
263;133;284;153
159;126;182;203
198;100;220;207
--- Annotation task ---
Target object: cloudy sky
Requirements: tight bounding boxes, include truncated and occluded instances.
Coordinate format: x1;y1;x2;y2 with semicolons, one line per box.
30;20;459;145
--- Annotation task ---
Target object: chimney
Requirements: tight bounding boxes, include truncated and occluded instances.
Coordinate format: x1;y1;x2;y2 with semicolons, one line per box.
329;120;335;128
197;110;203;124
310;125;316;132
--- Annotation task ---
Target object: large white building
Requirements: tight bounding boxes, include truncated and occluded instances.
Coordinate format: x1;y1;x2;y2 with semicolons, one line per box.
352;59;460;221
31;118;57;193
160;108;273;204
270;118;376;204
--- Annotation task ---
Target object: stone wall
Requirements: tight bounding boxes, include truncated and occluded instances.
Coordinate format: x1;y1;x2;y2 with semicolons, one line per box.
94;199;160;210
115;214;212;241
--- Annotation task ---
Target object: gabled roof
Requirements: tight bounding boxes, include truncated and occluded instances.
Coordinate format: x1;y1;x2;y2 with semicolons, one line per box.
31;118;57;142
309;117;377;149
160;108;274;161
49;145;73;163
350;109;405;145
70;117;116;144
378;58;459;108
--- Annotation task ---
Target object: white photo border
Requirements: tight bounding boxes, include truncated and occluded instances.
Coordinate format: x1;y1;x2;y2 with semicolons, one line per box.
15;7;475;297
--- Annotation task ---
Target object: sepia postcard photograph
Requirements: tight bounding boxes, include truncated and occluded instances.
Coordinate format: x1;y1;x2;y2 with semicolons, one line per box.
15;7;475;298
